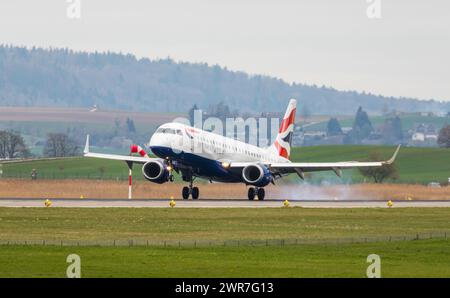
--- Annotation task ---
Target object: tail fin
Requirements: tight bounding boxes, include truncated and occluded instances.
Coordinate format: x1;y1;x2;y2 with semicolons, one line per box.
270;98;297;160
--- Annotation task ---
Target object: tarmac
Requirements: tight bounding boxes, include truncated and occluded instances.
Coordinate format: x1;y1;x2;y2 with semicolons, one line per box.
1;198;450;208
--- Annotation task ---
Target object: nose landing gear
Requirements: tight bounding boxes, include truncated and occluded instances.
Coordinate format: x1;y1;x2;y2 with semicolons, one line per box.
247;187;265;201
167;160;175;182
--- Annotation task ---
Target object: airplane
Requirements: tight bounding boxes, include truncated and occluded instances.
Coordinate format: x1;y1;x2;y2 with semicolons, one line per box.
83;99;400;200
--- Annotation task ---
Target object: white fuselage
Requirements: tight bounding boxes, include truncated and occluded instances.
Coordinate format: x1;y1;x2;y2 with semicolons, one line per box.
148;122;289;164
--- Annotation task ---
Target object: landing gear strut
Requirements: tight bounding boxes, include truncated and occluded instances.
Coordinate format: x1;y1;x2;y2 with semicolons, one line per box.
182;175;199;200
167;160;175;182
247;187;265;201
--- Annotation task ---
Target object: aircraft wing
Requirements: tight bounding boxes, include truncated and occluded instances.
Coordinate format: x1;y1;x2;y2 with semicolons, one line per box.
230;145;401;178
83;135;153;164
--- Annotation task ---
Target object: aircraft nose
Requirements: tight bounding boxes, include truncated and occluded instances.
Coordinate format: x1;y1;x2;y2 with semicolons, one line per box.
149;134;156;147
149;133;169;148
149;133;163;148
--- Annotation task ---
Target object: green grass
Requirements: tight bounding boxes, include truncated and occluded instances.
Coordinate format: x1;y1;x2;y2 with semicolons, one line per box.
1;240;449;277
291;145;450;184
303;114;449;133
2;145;449;184
1;207;449;242
0;118;169;139
0;121;155;156
0;121;116;138
1;207;449;277
0;156;141;180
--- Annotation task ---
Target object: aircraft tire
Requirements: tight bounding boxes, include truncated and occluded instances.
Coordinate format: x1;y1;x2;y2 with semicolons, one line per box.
192;187;199;200
248;187;255;201
182;186;190;200
257;188;265;200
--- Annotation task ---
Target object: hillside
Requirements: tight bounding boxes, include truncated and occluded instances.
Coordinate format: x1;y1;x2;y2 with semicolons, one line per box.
1;45;449;115
2;146;449;184
303;113;449;133
0;106;182;155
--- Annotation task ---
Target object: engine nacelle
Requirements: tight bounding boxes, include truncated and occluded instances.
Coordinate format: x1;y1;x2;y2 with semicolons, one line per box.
142;159;170;184
242;164;272;187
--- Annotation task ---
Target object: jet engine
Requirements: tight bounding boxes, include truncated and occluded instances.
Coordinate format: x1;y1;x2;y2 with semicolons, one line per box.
242;164;272;187
142;159;170;184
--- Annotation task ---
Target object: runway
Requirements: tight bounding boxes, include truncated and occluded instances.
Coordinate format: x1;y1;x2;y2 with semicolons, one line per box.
1;198;450;208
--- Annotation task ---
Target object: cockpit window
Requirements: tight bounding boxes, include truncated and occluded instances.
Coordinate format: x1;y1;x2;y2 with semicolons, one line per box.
156;128;183;135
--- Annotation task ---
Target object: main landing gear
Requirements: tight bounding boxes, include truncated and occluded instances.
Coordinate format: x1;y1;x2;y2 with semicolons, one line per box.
247;187;265;201
182;176;199;200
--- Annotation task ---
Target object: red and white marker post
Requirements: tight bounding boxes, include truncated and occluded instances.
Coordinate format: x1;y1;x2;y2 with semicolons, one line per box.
127;145;149;199
126;161;133;200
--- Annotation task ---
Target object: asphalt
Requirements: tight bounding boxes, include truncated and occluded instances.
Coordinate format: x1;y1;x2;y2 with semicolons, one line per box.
1;198;450;208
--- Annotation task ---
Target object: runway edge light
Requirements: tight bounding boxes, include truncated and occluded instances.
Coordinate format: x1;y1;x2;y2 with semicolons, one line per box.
169;196;176;208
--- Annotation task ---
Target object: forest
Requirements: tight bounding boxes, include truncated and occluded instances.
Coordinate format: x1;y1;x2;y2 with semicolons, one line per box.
1;45;448;115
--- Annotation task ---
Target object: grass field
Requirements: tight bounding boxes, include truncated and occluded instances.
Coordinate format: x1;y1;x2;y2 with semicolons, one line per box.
0;106;181;130
0;207;450;277
0;106;183;155
303;114;449;133
293;145;450;184
1;207;449;242
2;145;449;184
1;239;450;277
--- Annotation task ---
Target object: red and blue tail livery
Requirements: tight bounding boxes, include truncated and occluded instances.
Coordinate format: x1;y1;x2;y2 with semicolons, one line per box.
272;99;296;160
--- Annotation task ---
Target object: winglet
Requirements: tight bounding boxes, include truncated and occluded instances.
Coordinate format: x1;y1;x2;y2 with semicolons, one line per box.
84;135;90;155
384;144;401;165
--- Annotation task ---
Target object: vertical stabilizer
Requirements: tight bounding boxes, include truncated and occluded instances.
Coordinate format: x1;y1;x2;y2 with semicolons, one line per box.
269;99;297;160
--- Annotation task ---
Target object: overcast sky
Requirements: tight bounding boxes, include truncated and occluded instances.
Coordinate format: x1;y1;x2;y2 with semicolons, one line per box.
0;0;449;101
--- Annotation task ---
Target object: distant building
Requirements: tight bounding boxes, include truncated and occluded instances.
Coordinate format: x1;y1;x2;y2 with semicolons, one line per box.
412;132;425;142
409;123;438;147
301;130;343;146
360;132;384;145
414;123;438;135
419;111;435;117
304;131;327;138
89;104;98;112
341;127;352;134
291;125;304;146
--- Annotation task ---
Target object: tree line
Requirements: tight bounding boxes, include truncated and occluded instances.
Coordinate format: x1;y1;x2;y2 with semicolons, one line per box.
1;45;449;115
0;131;29;159
325;106;404;145
0;130;79;159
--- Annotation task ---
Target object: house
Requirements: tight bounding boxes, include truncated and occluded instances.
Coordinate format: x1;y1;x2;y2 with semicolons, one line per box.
361;132;384;145
419;112;435;117
341;127;352;134
301;130;343;146
412;132;425;142
409;123;439;147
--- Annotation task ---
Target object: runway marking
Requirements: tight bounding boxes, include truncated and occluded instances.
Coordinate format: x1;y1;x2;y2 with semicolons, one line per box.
1;198;450;208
